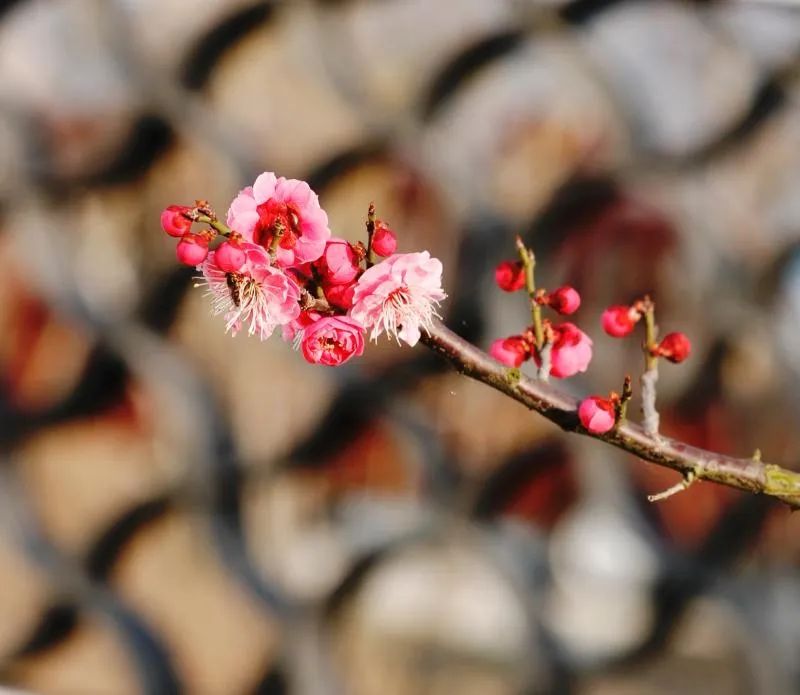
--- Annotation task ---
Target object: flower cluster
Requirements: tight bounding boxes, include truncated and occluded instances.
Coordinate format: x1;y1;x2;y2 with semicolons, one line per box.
160;173;446;366
489;247;591;379
577;298;692;435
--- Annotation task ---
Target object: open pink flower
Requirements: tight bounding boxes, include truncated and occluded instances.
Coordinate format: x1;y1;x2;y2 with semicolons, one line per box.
547;322;593;378
350;252;446;346
197;243;300;340
300;316;365;367
226;172;331;267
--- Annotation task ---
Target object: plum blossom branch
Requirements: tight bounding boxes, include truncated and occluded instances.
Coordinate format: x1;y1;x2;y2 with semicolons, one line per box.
420;319;800;509
160;170;798;510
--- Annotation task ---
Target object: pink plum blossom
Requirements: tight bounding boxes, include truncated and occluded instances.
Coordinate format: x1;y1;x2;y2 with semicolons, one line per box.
300;316;365;367
578;396;616;434
225;172;331;267
198;242;300;340
547;322;593;378
350;252;446;346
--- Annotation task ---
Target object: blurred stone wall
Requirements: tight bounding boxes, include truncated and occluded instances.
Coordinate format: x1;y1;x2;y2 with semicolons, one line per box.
2;0;800;693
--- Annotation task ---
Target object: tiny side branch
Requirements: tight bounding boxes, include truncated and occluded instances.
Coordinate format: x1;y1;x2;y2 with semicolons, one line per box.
421;320;800;509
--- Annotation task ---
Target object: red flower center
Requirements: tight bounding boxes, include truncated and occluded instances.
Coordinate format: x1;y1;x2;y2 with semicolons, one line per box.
254;199;301;250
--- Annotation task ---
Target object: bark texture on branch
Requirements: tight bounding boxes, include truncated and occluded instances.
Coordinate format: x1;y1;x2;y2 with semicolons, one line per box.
421;320;800;508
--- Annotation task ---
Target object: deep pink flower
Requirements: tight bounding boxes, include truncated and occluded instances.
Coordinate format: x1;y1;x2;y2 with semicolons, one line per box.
372;222;397;257
547;286;581;315
547;322;593;378
602;305;639;337
324;281;356;311
350;252;446;346
578;396;616;434
316;239;360;285
489;336;529;367
494;261;526;292
300;316;365;367
161;205;192;238
214;239;246;272
655;332;691;363
225;172;331;267
176;234;208;266
282;310;321;346
197;242;300;340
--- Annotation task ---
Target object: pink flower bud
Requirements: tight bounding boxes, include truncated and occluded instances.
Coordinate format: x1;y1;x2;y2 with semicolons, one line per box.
547;286;581;315
214;240;246;272
372;221;397;257
489;336;530;367
578;396;616;434
176;234;209;266
324;281;356;311
300;315;365;367
602;305;639;337
656;332;691;363
494;261;526;292
544;322;593;378
161;205;192;238
317;239;360;285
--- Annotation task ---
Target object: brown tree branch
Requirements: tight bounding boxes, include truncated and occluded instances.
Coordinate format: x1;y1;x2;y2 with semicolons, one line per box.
421;319;800;508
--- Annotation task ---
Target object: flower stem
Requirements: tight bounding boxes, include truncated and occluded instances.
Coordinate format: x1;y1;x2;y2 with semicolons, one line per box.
516;237;549;379
195;214;231;237
640;296;660;436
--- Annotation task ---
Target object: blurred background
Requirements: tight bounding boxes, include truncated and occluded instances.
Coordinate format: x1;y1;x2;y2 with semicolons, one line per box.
2;0;800;693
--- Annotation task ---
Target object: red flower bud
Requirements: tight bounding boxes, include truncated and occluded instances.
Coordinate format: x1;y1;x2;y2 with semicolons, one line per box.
489;336;530;367
601;305;639;337
161;205;192;238
214;240;246;272
324;281;357;311
656;332;691;363
578;396;616;434
547;286;581;315
494;260;526;292
372;221;397;257
176;234;209;266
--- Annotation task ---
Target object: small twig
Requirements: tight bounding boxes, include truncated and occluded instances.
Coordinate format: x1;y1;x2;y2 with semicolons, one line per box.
640;297;660;437
193;213;231;237
515;237;549;380
614;375;633;428
365;203;377;268
648;471;696;503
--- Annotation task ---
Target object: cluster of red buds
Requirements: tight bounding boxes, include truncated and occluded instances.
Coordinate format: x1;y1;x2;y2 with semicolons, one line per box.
490;240;590;379
576;297;692;434
488;239;692;436
159;173;445;366
601;300;691;363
